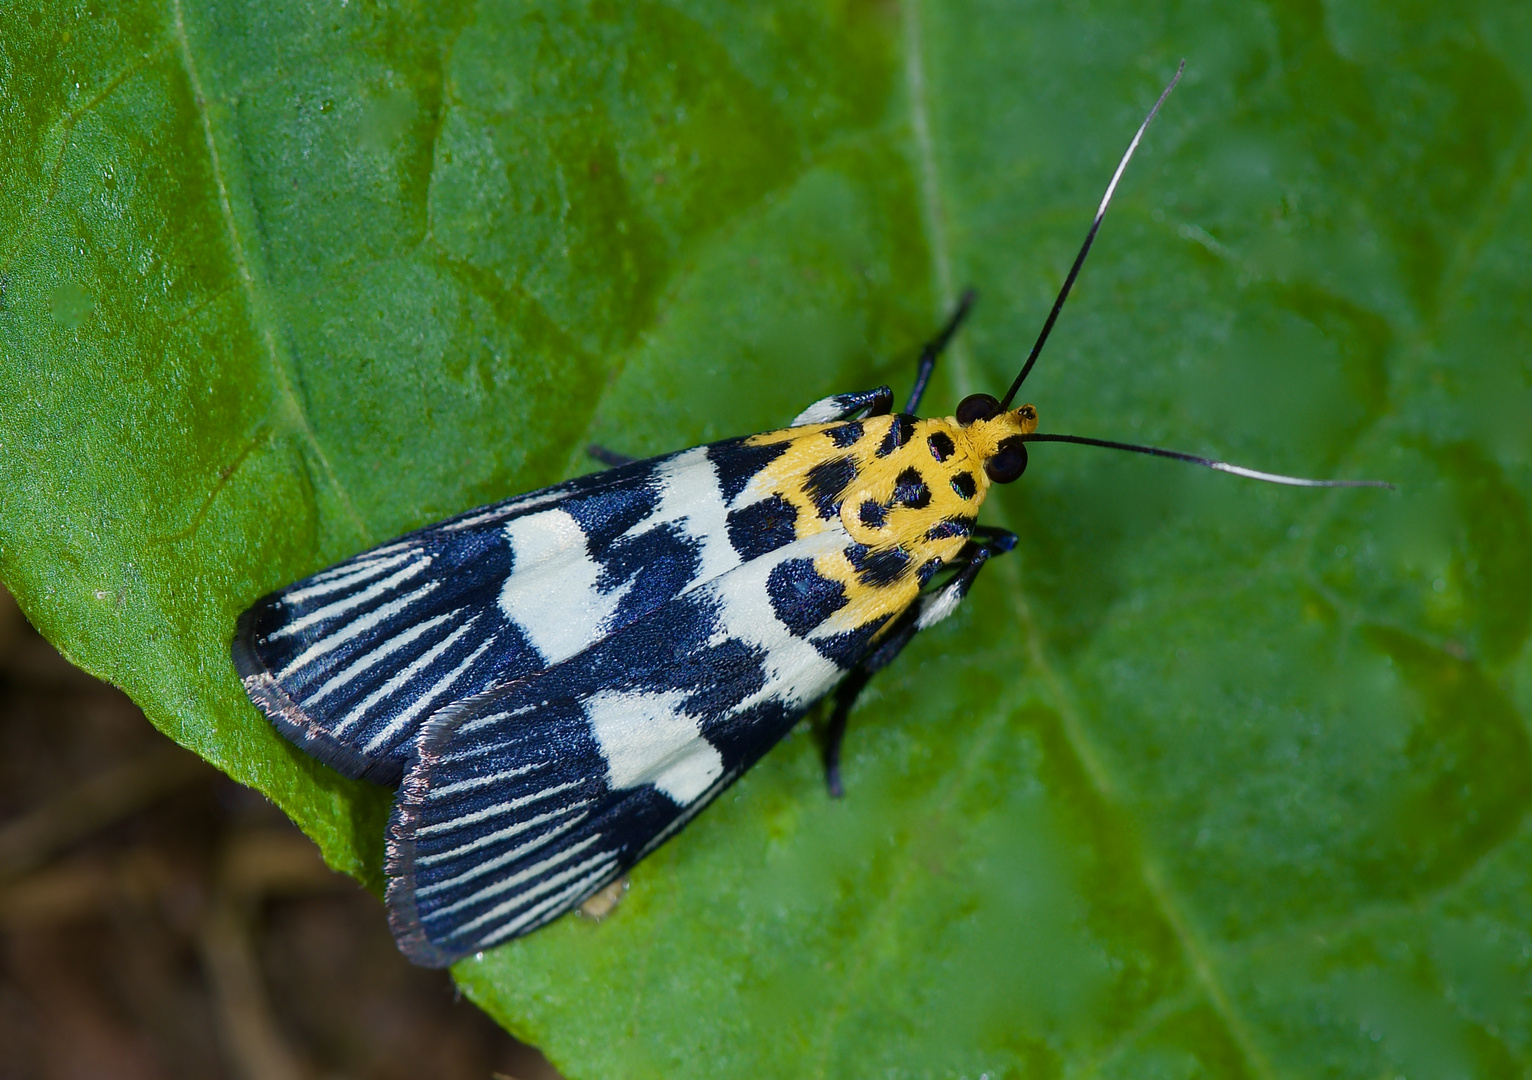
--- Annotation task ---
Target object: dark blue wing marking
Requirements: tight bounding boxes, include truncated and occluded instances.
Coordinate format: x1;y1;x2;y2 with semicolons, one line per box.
233;455;675;784
384;529;860;966
706;436;789;503
233;415;866;785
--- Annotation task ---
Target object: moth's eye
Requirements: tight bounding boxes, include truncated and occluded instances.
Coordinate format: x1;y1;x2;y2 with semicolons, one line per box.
955;393;1001;426
985;437;1028;484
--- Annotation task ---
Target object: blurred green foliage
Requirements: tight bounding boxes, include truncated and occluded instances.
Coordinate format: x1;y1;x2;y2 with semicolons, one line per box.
3;1;1530;1077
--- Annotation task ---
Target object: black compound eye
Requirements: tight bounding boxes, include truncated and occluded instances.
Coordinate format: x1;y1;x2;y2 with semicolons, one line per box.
955;393;1001;426
985;437;1029;484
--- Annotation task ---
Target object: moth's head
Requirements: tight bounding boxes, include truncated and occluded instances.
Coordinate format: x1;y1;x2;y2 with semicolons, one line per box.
951;394;1039;484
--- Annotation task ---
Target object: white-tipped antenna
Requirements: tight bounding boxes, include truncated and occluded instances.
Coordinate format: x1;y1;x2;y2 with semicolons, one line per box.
990;63;1391;491
1019;433;1393;489
998;61;1185;411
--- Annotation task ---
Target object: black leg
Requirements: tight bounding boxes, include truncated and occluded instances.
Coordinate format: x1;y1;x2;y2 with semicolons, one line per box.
792;386;896;426
822;530;1014;797
905;288;978;415
862;386;896;418
968;524;1018;554
823;667;873;799
587;444;637;468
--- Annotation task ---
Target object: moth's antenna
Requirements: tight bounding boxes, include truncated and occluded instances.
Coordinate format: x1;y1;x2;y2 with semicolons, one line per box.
997;61;1185;412
1021;433;1393;488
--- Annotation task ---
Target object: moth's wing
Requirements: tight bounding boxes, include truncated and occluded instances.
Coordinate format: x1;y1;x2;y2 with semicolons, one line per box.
385;526;895;966
232;425;844;785
233;456;669;783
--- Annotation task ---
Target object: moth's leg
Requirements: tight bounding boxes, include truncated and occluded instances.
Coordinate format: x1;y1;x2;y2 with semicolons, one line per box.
904;288;978;414
791;386;895;426
910;530;1016;635
823;531;1011;796
586;444;637;468
967;525;1018;555
823;667;875;799
822;604;930;798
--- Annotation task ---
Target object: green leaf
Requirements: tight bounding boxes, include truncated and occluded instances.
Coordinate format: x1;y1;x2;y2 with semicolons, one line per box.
4;1;1531;1077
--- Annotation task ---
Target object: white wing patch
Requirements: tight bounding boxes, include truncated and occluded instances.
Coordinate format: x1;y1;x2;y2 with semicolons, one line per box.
499;509;631;665
585;688;724;805
707;531;846;716
629;447;740;588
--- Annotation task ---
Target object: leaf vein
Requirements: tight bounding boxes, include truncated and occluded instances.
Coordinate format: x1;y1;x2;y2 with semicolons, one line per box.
995;552;1279;1079
0;41;175;271
170;0;370;545
899;4;1279;1071
899;0;974;399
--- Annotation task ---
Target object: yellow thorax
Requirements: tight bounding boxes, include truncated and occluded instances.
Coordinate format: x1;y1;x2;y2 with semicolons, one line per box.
742;404;1038;634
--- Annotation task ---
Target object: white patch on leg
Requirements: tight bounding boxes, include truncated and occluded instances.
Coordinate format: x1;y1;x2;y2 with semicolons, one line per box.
915;576;969;629
585;689;724;805
499;509;630;665
792;394;853;426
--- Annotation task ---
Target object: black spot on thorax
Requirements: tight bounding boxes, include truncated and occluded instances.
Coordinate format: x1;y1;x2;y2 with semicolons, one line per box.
804;456;858;519
826;421;863;448
950;472;977;500
893;467;931;509
857;499;887;529
877;414;916;457
925;516;974;541
927;431;955;462
845;542;911;587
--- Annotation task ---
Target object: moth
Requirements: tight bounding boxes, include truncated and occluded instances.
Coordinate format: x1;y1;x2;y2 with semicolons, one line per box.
232;65;1384;967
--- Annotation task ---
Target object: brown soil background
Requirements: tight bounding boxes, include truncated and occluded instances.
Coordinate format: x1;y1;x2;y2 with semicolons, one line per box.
0;585;563;1080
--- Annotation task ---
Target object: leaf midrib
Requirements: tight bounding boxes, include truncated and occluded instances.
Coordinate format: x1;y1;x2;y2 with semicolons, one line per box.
171;0;370;546
881;4;1278;1074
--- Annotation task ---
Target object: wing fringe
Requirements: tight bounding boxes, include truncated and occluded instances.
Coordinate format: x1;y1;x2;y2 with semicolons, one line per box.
233;601;406;785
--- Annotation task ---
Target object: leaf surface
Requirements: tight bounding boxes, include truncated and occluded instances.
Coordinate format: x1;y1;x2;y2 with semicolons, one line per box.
4;1;1531;1076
